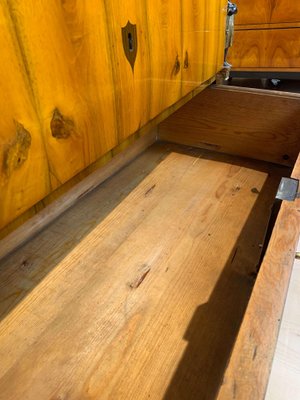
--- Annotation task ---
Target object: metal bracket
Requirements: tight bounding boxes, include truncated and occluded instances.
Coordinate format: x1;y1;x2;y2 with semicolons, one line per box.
224;2;238;60
276;177;300;202
218;1;237;84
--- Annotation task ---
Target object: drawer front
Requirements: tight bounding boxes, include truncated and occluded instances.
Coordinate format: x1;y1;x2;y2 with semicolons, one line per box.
0;0;227;231
228;28;300;70
235;0;300;25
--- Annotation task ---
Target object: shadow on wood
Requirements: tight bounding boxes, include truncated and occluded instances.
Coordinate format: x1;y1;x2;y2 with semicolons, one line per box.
0;143;289;399
163;172;285;400
0;144;170;322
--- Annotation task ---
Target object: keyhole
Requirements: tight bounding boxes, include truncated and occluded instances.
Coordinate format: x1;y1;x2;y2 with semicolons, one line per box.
128;32;134;52
122;21;137;71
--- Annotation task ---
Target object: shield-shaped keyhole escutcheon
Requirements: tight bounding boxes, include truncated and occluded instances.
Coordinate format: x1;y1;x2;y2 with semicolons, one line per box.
122;21;138;72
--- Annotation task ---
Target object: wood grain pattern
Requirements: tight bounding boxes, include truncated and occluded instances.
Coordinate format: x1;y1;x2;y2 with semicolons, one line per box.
229;0;300;71
0;129;157;261
8;0;117;187
61;0;119;151
234;0;300;26
217;154;300;400
146;0;183;119
158;85;300;167
181;0;226;96
0;3;50;230
228;28;300;70
0;0;226;231
0;76;214;241
102;0;151;141
0;143;285;399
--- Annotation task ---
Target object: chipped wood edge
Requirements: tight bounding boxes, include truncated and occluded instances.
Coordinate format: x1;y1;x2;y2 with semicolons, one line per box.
0;129;158;261
217;153;300;400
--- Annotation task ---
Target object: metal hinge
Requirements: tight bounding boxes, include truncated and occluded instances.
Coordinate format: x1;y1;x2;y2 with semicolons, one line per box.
276;177;300;202
218;1;238;83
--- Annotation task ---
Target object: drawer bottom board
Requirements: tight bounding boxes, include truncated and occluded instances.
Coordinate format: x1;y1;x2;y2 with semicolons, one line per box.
0;142;288;399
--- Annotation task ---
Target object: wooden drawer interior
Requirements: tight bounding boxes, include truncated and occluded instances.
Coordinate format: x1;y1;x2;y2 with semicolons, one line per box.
0;85;300;399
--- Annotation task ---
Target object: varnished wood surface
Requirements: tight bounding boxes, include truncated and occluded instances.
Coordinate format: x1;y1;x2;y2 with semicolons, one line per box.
234;0;300;26
0;143;286;400
181;0;226;97
0;0;226;230
159;86;300;167
100;0;152;141
8;0;118;185
0;76;214;242
217;153;300;400
228;28;300;70
0;3;50;230
229;0;300;71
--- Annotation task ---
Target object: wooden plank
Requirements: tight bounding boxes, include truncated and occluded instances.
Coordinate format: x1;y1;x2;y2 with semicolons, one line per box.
228;28;300;70
8;0;118;187
0;129;157;261
270;0;300;24
1;1;226;231
61;0;119;151
234;0;271;25
234;0;300;26
0;2;50;229
265;239;300;400
0;76;214;241
146;0;227;117
158;85;300;167
146;0;183;119
100;0;151;142
0;143;286;399
217;154;300;400
181;0;226;96
201;0;227;83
